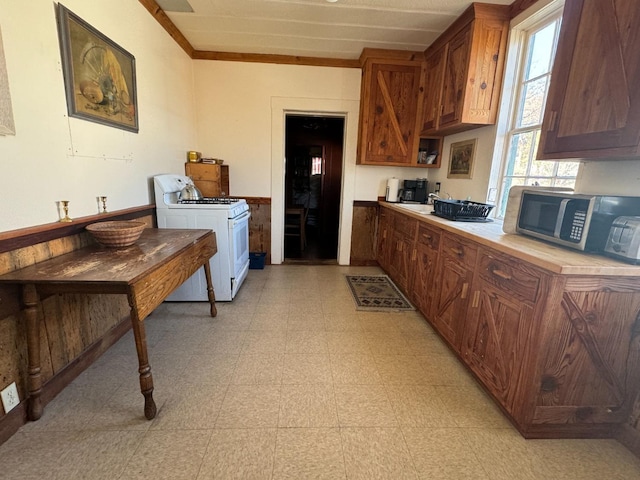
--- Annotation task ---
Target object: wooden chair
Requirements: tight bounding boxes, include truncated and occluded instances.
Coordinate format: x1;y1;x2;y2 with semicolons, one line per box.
285;207;309;251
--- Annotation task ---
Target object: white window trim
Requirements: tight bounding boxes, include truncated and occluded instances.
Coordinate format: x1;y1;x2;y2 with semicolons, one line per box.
486;0;565;216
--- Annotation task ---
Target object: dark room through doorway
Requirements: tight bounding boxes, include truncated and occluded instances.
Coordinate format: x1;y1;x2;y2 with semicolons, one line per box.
284;115;344;262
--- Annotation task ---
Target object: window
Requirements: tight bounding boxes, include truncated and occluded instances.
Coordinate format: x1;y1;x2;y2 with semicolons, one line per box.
496;9;579;217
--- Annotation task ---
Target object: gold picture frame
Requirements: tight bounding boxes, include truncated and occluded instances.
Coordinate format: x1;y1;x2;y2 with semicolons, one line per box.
56;4;138;132
447;139;476;179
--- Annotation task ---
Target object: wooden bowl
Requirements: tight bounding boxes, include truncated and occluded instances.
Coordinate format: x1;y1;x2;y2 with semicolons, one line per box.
86;220;146;248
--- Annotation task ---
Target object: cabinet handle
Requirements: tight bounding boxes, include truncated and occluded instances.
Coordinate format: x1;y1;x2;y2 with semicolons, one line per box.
383;230;387;239
422;234;432;241
547;111;559;132
491;268;512;280
472;291;480;308
461;282;469;299
412;249;417;261
450;247;464;257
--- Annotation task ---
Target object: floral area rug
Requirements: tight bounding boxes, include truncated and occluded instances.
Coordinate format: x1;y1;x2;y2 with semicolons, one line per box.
345;275;415;312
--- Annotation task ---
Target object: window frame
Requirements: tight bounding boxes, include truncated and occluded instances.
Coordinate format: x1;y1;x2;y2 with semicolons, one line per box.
487;1;578;218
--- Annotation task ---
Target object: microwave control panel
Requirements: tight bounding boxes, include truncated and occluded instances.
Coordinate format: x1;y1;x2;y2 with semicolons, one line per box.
569;211;587;241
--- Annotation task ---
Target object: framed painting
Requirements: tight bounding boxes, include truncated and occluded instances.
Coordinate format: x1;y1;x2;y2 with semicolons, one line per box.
56;4;138;133
447;139;476;179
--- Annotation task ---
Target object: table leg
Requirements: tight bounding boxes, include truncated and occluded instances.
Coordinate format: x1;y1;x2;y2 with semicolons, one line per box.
22;284;43;420
127;297;156;420
203;261;217;317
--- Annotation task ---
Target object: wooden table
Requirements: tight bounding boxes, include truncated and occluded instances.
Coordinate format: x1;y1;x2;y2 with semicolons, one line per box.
0;228;217;421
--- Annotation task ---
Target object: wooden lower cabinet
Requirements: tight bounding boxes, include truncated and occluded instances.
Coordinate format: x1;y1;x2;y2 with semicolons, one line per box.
376;208;392;272
376;204;640;439
461;249;544;418
431;233;477;349
410;223;441;315
528;277;640;436
387;213;417;292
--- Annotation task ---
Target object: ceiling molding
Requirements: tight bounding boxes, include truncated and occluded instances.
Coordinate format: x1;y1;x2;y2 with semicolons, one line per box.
139;0;194;57
509;0;543;19
192;50;360;68
139;0;360;68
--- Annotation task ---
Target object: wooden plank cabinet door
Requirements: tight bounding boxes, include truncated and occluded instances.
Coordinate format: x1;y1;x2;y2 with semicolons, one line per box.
358;59;426;166
431;256;473;351
410;235;439;318
388;231;415;293
532;288;640;427
461;281;534;416
376;209;392;272
420;45;447;134
439;26;472;130
538;0;640;159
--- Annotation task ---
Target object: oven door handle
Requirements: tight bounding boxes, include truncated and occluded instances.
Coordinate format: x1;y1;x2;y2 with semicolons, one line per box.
230;211;251;226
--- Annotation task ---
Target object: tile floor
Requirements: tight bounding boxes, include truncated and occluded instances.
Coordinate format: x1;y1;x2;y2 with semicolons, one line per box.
1;265;639;479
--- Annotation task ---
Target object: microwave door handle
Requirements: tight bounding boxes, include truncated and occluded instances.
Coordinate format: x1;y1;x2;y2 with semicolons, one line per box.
554;199;570;238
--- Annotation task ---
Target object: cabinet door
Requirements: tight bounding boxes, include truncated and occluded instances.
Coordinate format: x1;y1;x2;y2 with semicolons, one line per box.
387;213;417;292
532;286;640;426
388;231;414;293
184;163;222;197
376;209;392;272
538;0;640;159
420;45;447;134
358;60;425;166
461;281;534;415
431;235;477;350
410;224;441;317
438;26;472;129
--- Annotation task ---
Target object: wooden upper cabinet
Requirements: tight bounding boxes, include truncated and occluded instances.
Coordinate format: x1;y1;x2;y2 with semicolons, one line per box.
420;46;447;134
357;49;427;167
421;3;510;136
538;0;640;159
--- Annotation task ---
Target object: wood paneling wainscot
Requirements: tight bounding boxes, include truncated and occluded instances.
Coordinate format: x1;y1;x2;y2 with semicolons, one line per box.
246;197;271;265
0;206;154;446
350;201;379;266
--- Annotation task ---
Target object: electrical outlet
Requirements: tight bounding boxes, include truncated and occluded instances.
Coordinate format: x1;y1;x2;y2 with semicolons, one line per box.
1;382;20;414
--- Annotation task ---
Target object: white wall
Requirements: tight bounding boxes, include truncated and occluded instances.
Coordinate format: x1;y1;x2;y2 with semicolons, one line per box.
575;159;640;196
0;0;197;231
426;126;498;202
192;60;433;263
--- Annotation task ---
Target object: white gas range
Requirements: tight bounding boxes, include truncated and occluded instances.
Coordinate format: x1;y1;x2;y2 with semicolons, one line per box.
154;174;251;301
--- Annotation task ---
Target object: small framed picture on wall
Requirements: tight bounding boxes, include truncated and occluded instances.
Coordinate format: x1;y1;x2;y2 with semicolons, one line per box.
447;139;476;179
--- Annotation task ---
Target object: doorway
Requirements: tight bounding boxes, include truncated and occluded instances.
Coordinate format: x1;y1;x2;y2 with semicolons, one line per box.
284;115;345;262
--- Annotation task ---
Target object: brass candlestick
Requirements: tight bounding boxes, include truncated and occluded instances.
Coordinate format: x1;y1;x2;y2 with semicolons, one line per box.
99;196;108;213
60;200;72;222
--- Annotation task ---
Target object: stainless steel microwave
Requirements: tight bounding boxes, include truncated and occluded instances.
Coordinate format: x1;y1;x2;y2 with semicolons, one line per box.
516;191;640;252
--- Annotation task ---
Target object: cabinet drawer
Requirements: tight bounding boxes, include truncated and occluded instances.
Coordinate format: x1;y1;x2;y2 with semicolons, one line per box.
392;213;417;238
478;252;541;303
417;224;441;251
441;233;477;267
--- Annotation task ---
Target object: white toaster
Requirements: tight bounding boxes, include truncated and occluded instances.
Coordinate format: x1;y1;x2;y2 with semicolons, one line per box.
604;216;640;264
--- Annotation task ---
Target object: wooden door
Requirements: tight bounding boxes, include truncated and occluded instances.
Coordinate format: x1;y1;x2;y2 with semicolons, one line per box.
420;45;447;134
432;256;473;350
410;224;441;318
388;230;414;293
532;287;640;426
538;0;640;159
461;281;534;415
376;209;392;271
438;26;472;129
359;60;425;165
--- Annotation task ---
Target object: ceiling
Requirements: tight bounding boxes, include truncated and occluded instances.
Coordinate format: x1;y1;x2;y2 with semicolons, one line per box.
154;0;514;60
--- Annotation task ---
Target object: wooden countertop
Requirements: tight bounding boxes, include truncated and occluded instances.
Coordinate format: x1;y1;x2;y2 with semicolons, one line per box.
381;201;640;276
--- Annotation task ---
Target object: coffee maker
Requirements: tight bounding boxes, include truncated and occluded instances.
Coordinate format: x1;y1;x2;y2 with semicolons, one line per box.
399;178;428;203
